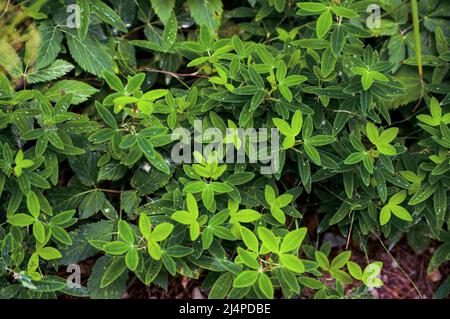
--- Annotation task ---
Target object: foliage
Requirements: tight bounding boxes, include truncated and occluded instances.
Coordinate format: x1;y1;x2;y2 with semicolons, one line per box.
0;0;448;299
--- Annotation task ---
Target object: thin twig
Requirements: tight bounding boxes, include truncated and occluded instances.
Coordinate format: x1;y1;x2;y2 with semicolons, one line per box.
345;211;355;250
411;0;424;113
373;232;424;299
138;67;210;79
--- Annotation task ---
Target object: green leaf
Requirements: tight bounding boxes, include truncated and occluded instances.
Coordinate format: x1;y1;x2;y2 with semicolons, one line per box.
66;30;114;77
210;182;233;193
361;72;373;90
95;101;118;129
142;89;168;101
291;110;303;135
299;276;324;289
152;223;174;241
33;221;46;243
276;60;287;82
258;272;274;298
270;206;286;224
315;251;330;270
79;190;106;219
225;172;255;185
51;210;76;226
316;9;332;39
137;136;155;160
237;247;259;270
365;122;379;144
209;273;233;299
150;0;176;24
303;143;321;165
296;2;327;13
189;222;200;241
118;220;134;244
89;256;127;298
171;211;193;225
257;227;279;253
279;85;292;102
186;192;199;218
307;135;336;146
347;261;363;280
91;0;127;32
379;128;398;144
103;241;130;255
428;243;450;274
330;269;353;284
255;45;275;66
188;0;223;31
390;205;413;222
139;213;152;239
26;60;74;84
7;214;35;226
233;270;259;288
45;80;98;105
202;186;215;210
265;186;276;206
37;247;62;260
330;6;359;19
343;171;354;199
321;47;337;77
240;227;259;253
282;75;307;86
100;257;127;288
0;39;23;78
389;190;407;205
231;35;244;56
330;25;345;56
344;152;365;165
148;151;171;175
273;118;293;136
331;251;351;269
27;191;41;218
162;13;178;51
434;186;447;226
50;225;72;245
280;228;307;253
76;0;90;40
280;254;305;273
408;184;437;205
250;91;265;110
329;201;352;225
376;143;396;156
379;206;391;225
125;248;139;271
164;245;194;257
234;209;261;223
102;71;124;92
36;22;63;69
362;262;383;288
147;240;162;260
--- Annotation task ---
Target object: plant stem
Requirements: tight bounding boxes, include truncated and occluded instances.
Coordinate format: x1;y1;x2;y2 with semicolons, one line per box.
374;233;424;299
138;67;210;79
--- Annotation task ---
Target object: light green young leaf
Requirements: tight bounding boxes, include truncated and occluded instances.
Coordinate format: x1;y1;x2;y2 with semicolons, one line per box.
233;270;259;288
316;9;332;39
257;227;279;253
